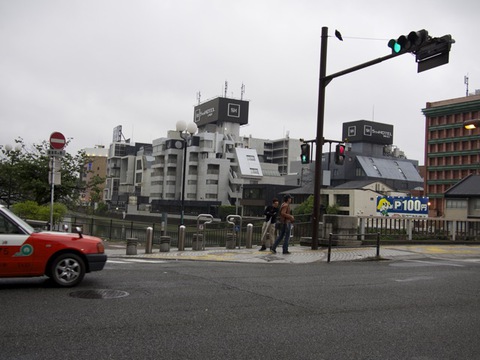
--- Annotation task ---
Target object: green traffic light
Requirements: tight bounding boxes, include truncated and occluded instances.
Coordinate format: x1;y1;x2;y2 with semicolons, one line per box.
388;39;402;54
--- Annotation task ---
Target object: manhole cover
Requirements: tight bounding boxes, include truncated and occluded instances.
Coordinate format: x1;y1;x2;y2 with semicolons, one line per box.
70;289;130;299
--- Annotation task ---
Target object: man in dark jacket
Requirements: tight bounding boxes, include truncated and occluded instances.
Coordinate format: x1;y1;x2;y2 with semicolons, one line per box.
259;198;279;251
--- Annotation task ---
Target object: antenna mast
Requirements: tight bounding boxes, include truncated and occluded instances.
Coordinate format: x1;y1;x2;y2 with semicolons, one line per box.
224;81;228;98
196;91;201;104
464;75;469;96
241;83;245;100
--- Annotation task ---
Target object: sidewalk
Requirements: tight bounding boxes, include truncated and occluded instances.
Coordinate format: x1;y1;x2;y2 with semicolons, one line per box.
105;242;480;264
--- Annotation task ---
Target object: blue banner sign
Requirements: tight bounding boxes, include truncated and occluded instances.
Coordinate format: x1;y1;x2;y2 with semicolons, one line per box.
376;196;429;217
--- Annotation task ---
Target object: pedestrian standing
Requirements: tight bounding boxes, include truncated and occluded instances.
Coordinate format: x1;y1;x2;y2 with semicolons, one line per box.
259;198;279;251
271;194;294;255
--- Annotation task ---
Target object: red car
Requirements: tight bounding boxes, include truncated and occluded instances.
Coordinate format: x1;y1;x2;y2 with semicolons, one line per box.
0;205;107;287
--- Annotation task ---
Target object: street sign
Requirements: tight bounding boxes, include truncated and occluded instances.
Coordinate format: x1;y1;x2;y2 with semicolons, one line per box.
49;132;66;150
47;149;66;157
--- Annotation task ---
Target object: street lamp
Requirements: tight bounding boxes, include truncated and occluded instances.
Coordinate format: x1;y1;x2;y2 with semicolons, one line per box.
464;119;480;130
175;120;198;225
4;143;22;208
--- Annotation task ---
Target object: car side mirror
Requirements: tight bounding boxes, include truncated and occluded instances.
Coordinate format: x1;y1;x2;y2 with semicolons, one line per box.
75;226;83;238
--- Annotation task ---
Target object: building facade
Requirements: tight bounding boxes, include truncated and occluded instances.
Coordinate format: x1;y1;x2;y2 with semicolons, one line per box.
80;146;108;206
149;97;288;218
422;94;480;216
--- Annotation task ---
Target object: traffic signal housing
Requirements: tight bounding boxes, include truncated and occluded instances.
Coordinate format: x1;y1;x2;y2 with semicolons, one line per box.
334;144;346;165
300;143;310;164
387;30;454;72
388;29;429;54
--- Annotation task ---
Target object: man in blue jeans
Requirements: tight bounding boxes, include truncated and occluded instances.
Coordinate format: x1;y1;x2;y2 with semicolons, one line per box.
271;194;294;255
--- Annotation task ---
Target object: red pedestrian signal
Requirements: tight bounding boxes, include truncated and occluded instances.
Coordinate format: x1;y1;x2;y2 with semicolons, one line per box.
335;144;346;165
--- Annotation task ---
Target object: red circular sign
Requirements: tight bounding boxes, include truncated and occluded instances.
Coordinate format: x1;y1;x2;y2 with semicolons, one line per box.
50;132;66;150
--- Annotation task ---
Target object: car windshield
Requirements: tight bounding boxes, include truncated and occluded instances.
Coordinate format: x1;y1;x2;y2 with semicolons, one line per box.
0;206;35;235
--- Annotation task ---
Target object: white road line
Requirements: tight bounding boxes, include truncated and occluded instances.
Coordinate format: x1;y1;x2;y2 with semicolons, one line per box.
107;259;167;264
405;259;464;267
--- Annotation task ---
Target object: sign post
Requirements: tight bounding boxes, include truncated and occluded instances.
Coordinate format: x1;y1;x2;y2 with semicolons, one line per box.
49;132;66;230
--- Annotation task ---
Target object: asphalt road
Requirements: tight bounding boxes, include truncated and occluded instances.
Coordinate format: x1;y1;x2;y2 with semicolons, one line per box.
1;256;480;359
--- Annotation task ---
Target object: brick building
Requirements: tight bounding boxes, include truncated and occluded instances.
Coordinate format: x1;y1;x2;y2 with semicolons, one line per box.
422;94;480;216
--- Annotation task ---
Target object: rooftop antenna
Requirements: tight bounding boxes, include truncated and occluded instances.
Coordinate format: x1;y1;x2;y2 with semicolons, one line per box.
464;75;469;96
224;80;228;98
241;83;245;100
196;91;201;104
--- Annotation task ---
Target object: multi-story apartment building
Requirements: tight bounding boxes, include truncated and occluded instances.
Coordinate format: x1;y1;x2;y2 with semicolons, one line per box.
103;137;153;210
422;93;480;216
242;135;301;175
149;97;289;217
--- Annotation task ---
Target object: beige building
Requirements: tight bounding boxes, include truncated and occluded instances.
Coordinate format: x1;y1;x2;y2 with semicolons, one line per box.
81;146;108;206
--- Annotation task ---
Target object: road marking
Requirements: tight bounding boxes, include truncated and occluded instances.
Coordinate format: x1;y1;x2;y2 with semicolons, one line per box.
405;259;464;267
395;276;435;283
107;259;167;264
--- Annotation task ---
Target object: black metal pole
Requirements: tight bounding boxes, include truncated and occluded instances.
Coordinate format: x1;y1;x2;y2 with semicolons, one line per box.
180;138;187;225
376;232;380;257
311;26;328;250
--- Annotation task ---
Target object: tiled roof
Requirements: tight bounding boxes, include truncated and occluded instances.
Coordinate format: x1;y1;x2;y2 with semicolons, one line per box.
444;174;480;197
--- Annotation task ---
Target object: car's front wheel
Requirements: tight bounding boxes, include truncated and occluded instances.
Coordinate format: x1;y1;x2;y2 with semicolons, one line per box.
50;253;86;287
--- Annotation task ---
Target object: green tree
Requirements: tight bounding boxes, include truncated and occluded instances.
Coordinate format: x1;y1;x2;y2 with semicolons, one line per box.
293;195;314;216
0;137;88;208
218;205;236;221
326;203;340;214
12;201;67;224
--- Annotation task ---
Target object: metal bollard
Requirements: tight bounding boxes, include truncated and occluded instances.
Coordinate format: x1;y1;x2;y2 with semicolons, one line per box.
246;223;253;249
178;225;186;251
145;227;153;254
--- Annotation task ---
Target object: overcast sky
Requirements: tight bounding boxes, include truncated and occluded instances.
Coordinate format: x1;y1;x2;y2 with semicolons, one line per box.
1;0;479;164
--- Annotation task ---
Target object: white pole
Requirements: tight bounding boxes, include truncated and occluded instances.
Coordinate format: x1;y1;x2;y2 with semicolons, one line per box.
49;156;55;230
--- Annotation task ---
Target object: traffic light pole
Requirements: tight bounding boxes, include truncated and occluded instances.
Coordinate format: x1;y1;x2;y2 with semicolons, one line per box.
311;28;403;250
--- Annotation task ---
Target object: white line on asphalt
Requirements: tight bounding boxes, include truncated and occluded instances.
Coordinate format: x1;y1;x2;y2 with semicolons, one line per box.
405;259;464;267
107;259;167;264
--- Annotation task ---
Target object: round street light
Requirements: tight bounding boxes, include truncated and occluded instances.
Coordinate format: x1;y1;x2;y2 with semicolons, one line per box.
175;121;198;225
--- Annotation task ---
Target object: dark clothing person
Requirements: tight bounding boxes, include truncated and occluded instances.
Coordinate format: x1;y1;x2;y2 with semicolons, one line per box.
259;198;279;251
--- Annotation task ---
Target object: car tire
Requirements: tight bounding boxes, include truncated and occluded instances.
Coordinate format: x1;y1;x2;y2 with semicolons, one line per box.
50;253;86;287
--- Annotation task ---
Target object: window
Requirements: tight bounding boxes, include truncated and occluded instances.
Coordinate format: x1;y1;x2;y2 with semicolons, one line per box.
0;215;22;234
446;199;467;208
199;140;213;149
207;164;219;175
335;194;350;207
473;199;480;210
169;155;179;164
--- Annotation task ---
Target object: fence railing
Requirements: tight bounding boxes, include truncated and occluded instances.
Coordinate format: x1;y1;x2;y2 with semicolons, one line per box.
55;214;480;249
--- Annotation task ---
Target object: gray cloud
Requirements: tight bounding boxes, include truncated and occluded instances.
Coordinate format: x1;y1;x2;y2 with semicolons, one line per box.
1;0;479;163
